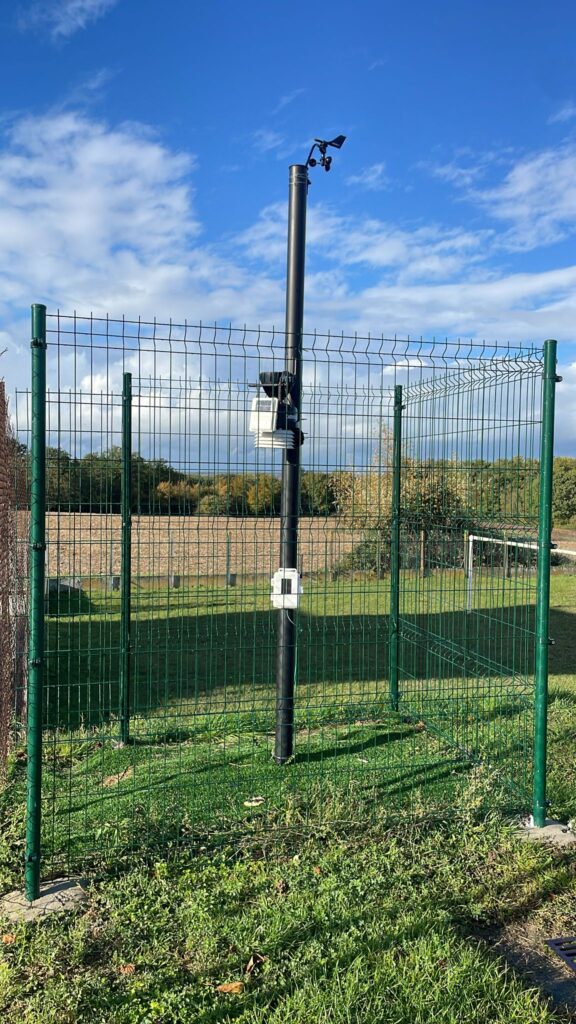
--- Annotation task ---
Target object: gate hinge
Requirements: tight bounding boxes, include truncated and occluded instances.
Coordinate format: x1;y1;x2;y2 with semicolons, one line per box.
31;542;46;552
31;338;47;350
548;637;556;646
29;658;43;668
556;375;563;383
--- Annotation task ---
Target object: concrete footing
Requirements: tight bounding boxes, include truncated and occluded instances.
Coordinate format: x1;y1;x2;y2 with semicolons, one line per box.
0;878;87;923
517;818;576;848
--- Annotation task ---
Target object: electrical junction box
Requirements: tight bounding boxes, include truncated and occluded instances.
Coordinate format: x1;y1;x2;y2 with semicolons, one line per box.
270;568;303;609
249;396;297;449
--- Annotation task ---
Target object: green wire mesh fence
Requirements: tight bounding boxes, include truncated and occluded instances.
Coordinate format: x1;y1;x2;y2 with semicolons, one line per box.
8;311;557;888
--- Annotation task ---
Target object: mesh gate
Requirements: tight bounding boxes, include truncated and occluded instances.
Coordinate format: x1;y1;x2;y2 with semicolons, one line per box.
9;313;556;882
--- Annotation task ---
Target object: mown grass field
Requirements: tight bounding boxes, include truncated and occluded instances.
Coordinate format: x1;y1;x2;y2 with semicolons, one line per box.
5;567;542;876
0;571;575;1022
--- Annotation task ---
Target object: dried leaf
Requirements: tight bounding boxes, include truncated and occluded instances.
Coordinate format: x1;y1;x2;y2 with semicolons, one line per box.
216;981;245;994
103;767;133;788
1;933;16;944
275;878;289;895
243;796;265;808
245;951;267;975
312;866;321;876
119;963;136;975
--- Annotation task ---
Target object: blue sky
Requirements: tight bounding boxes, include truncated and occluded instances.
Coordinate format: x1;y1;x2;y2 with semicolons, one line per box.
1;0;576;449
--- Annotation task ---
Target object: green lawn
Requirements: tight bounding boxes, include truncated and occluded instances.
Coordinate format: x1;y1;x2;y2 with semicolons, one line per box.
0;570;575;1022
3;569;544;877
2;816;576;1023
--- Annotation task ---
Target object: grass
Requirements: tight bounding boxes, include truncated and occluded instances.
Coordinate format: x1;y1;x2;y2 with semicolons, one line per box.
2;814;576;1023
0;569;575;1021
2;569;545;877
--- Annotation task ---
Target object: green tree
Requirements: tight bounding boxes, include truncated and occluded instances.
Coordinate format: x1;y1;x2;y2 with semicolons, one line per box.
553;457;576;525
197;492;229;515
156;479;202;514
300;472;336;516
212;474;255;515
78;447;122;510
46;447;80;511
246;475;281;516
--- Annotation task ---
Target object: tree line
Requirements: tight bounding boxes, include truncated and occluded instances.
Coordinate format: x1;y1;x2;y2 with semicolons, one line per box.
10;444;576;525
39;446;336;517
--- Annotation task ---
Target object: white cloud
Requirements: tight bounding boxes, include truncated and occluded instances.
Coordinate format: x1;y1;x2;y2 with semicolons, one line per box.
473;145;576;250
427;143;576;253
0;108;575;451
346;162;389;191
427;160;485;189
272;90;305;114
0;110;286;392
548;102;576;125
424;148;514;190
236;202;491;282
252;129;285;154
19;0;120;40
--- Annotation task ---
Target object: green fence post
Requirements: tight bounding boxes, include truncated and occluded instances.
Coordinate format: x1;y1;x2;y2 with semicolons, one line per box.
389;384;403;712
532;339;558;827
25;303;47;902
119;372;132;744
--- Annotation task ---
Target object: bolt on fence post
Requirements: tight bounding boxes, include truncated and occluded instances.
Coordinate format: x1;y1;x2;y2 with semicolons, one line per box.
532;339;558;827
389;385;403;713
274;164;307;765
25;303;47;902
119;372;132;745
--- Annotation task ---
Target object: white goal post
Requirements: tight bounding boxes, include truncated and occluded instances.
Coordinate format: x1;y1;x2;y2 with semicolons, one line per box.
464;533;576;613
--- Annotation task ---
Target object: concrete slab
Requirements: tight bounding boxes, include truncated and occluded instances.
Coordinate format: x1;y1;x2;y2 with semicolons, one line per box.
517;818;576;848
0;878;87;923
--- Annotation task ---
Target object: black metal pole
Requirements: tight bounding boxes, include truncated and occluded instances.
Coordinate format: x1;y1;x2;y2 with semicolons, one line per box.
274;164;308;764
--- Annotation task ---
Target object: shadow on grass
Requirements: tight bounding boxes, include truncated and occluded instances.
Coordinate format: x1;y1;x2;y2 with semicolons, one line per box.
32;588;576;868
44;597;574;731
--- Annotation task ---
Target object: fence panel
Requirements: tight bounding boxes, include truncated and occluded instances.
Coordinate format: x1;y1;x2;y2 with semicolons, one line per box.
6;314;554;881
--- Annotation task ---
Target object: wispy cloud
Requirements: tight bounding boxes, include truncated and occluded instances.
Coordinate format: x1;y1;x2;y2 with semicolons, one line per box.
19;0;120;40
0;110;287;391
427;160;485;189
235;200;492;283
0;107;575;449
251;128;305;160
548;101;576;125
471;144;576;250
346;162;389;191
272;89;305;114
368;58;386;71
424;148;513;189
426;142;576;252
252;128;285;154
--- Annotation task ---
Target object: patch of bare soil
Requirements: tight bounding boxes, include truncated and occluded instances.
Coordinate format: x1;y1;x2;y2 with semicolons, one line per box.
475;912;576;1016
553;529;576;552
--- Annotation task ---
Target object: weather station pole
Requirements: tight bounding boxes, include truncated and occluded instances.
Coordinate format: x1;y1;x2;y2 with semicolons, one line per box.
272;135;346;765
